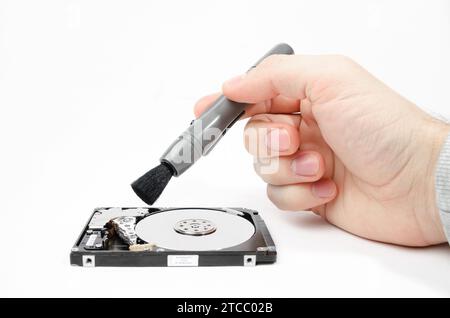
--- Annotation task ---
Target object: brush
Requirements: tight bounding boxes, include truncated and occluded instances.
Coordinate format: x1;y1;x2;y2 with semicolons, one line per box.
131;43;294;205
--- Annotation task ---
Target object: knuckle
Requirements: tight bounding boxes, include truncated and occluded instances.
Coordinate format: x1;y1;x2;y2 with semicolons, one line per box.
259;54;288;68
331;54;355;65
322;54;359;74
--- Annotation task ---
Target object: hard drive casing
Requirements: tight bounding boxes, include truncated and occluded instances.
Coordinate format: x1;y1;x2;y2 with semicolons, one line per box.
70;207;276;267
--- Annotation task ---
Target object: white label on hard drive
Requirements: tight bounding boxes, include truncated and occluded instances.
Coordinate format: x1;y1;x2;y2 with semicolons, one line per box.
167;255;199;267
86;234;97;247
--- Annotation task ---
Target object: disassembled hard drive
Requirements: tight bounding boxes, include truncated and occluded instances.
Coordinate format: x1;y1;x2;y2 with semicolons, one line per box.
70;207;276;267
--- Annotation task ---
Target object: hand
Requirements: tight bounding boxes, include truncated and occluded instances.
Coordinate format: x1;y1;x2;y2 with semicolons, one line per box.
194;55;450;247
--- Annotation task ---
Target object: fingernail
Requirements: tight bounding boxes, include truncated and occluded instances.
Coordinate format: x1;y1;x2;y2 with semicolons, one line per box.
266;129;290;152
291;153;319;176
224;74;246;86
312;180;336;198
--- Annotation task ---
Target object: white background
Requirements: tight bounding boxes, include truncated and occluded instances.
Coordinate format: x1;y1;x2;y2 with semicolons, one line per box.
1;0;450;297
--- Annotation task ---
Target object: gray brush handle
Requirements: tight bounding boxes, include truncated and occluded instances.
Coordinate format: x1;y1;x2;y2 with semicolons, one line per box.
161;43;294;176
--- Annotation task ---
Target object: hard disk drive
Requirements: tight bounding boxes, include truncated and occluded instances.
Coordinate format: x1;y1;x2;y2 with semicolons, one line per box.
70;207;276;267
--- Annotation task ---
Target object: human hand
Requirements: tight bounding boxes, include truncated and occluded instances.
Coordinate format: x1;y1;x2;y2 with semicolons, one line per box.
194;54;450;246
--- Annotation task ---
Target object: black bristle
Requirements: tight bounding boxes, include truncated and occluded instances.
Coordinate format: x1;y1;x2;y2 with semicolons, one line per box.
131;162;174;205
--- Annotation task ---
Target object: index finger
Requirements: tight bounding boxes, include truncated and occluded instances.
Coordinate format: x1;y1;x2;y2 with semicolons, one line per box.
194;92;300;119
222;54;354;105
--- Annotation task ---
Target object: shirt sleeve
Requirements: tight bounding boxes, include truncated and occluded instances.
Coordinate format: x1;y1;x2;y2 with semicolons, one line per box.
436;133;450;245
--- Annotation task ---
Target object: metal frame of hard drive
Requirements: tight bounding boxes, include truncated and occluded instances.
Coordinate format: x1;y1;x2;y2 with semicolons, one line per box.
70;207;276;267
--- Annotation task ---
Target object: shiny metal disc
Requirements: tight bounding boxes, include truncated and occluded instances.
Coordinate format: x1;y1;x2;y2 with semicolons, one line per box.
135;209;255;251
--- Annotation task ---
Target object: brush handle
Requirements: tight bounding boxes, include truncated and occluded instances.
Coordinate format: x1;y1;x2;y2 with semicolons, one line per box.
199;43;294;155
161;43;294;176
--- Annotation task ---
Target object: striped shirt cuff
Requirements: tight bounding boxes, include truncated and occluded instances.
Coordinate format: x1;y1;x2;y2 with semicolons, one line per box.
436;133;450;245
